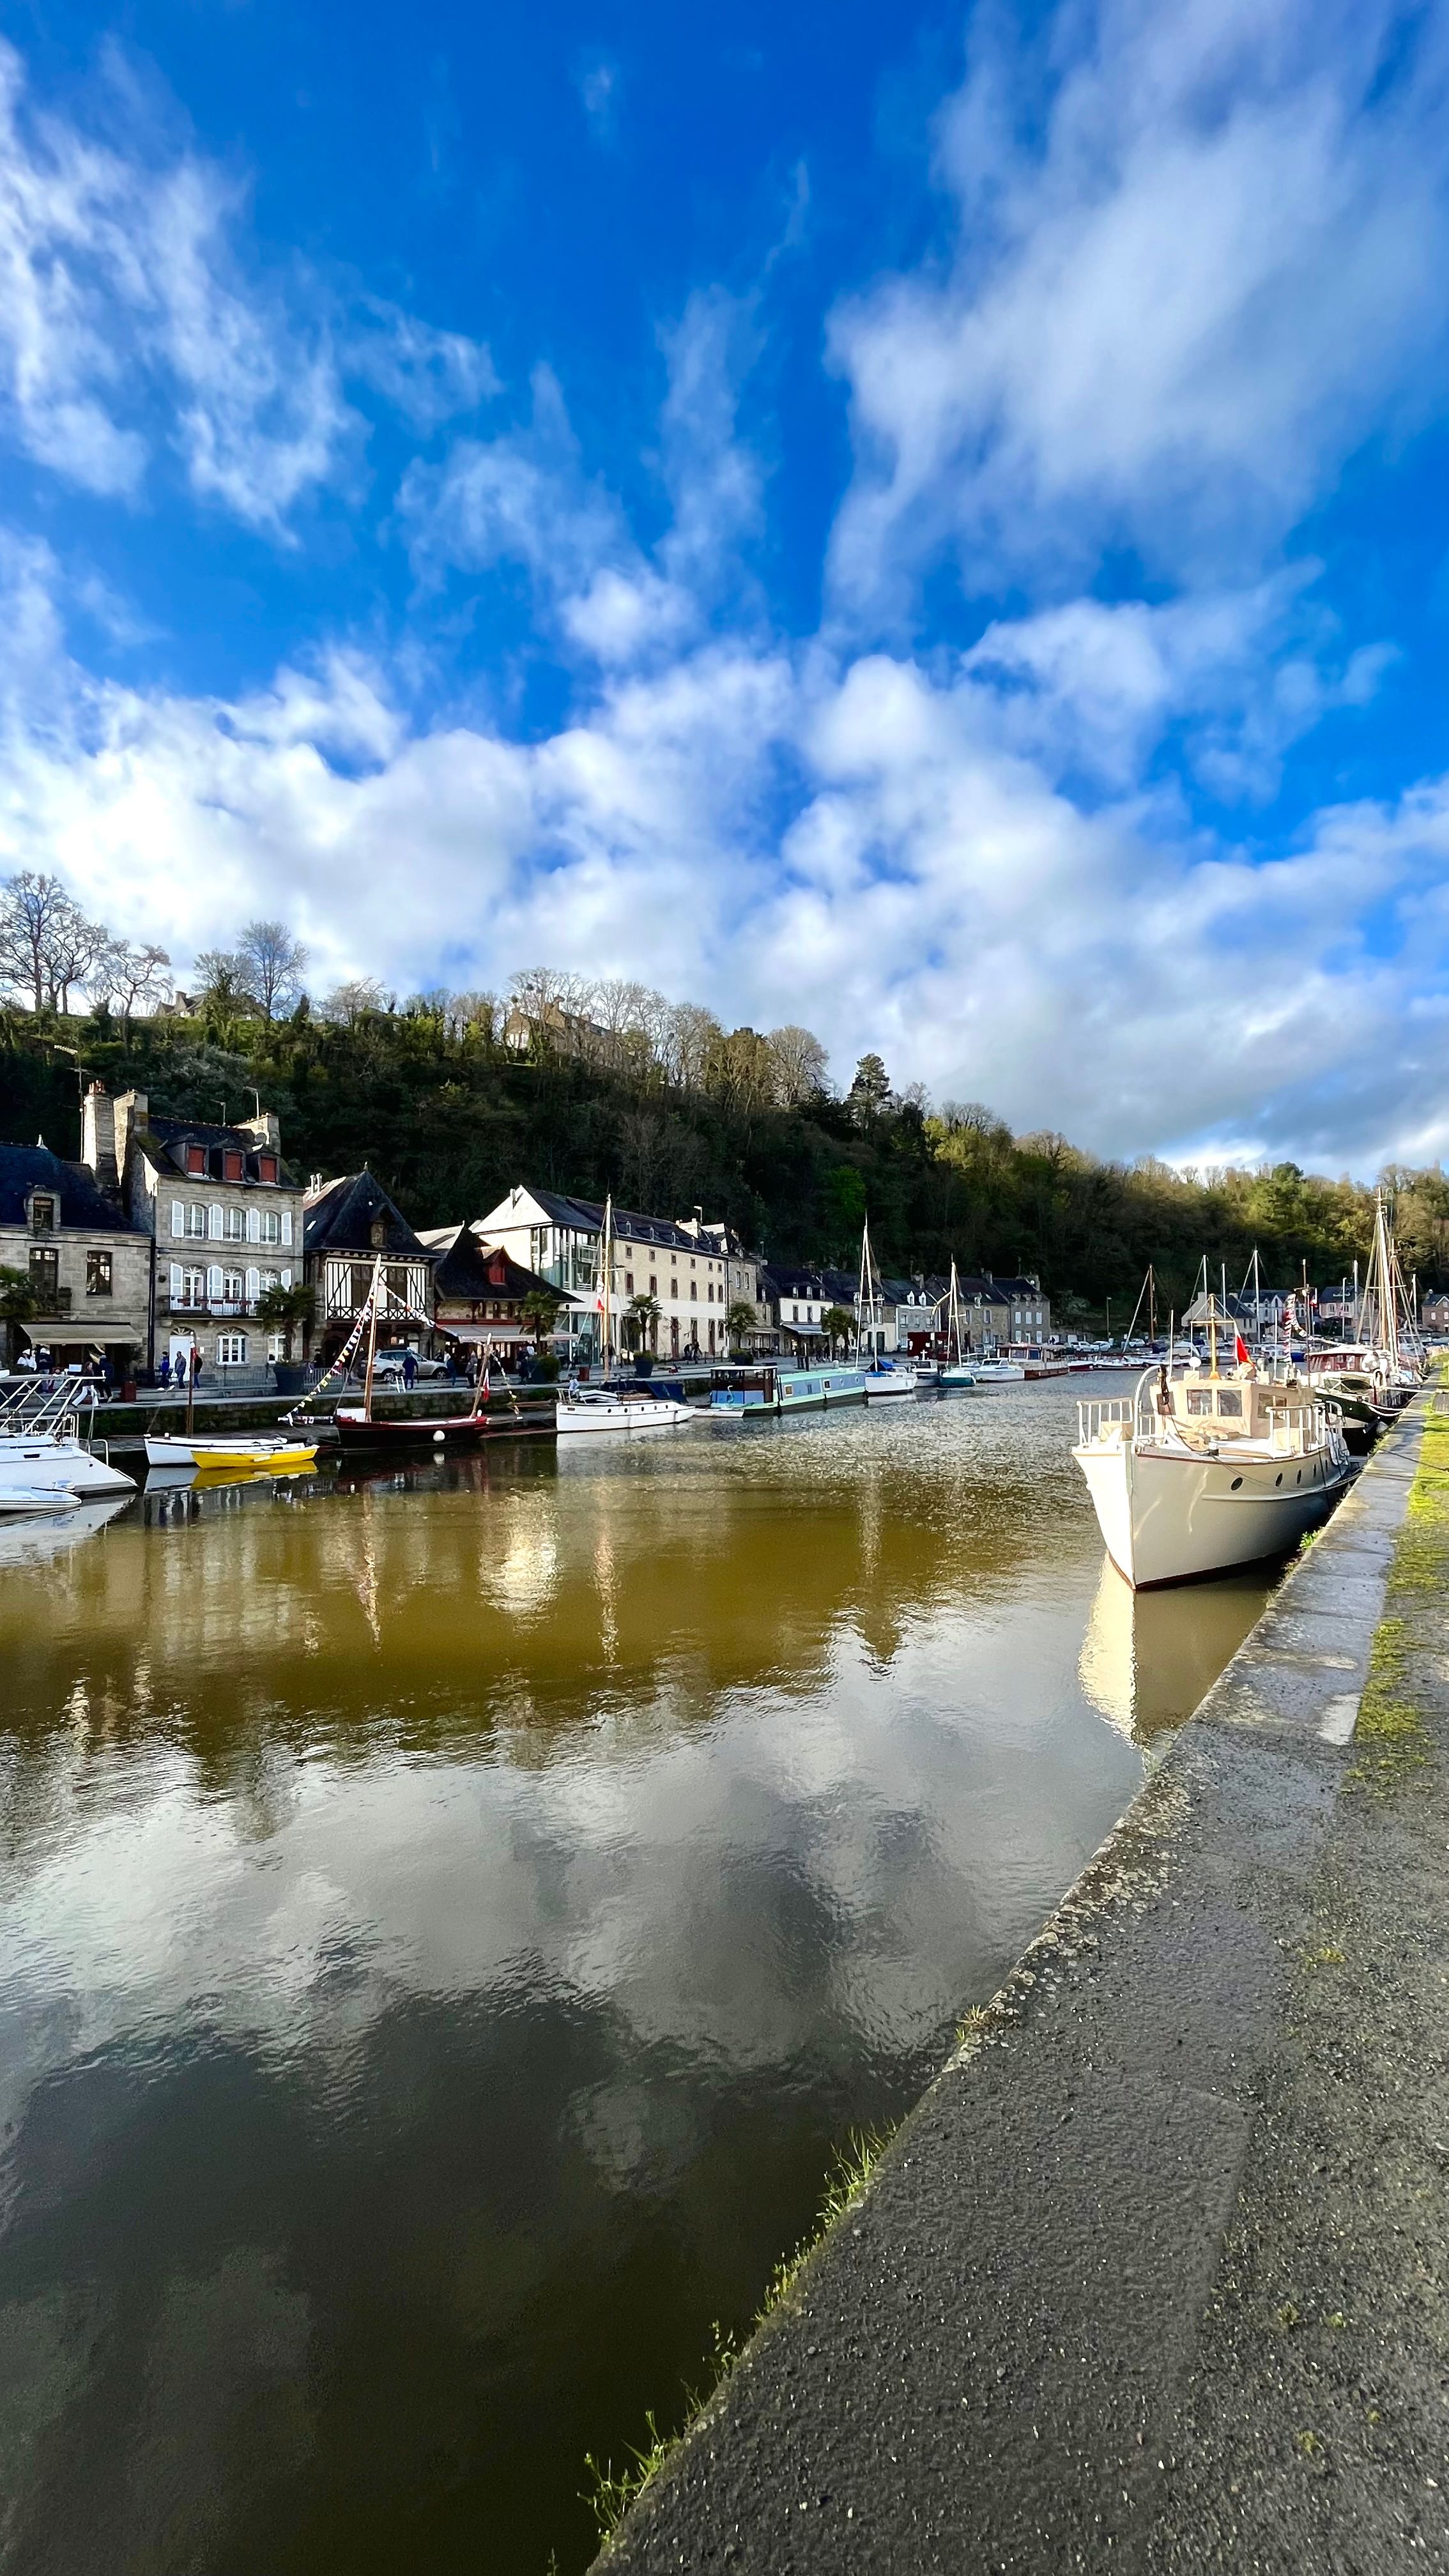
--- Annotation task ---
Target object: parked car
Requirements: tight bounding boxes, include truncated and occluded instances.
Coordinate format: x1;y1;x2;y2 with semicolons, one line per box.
371;1346;446;1383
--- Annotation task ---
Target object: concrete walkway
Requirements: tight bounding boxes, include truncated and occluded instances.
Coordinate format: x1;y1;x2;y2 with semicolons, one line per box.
597;1395;1449;2572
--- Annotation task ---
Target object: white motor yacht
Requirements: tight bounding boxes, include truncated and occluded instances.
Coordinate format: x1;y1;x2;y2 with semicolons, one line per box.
555;1388;700;1437
0;1383;135;1507
1073;1330;1351;1589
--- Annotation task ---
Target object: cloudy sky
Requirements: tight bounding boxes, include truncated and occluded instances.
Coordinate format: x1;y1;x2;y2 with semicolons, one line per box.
1;0;1448;1168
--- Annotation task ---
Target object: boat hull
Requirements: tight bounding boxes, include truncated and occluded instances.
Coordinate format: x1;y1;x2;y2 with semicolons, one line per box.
1073;1438;1353;1588
555;1397;698;1436
333;1409;555;1449
0;1436;134;1499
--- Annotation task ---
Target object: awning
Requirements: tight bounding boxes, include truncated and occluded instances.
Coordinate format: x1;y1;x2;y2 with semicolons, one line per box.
435;1321;530;1344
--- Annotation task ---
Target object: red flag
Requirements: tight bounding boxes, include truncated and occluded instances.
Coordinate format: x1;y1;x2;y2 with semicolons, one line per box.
1234;1332;1251;1366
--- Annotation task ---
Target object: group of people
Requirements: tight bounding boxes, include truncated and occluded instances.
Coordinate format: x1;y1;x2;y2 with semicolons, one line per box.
157;1349;203;1392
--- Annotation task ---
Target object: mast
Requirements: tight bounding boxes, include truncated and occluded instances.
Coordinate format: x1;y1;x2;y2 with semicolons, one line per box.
601;1194;613;1374
857;1220;876;1363
362;1254;383;1421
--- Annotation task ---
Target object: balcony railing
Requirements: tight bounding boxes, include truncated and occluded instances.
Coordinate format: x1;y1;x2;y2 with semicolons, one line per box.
166;1297;257;1317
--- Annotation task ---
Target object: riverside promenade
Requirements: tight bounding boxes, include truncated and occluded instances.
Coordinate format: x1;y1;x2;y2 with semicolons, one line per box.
599;1392;1449;2572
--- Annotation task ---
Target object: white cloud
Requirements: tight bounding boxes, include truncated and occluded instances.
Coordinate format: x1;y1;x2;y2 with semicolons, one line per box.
1;533;1446;1173
828;0;1449;610
0;40;497;533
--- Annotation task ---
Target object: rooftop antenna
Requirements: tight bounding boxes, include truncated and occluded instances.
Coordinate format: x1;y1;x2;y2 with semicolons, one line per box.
249;1087;261;1120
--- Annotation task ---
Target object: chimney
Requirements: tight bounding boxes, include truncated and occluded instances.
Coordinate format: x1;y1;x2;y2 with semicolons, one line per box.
113;1089;147;1194
308;1172;323;1195
80;1081;117;1190
240;1107;282;1151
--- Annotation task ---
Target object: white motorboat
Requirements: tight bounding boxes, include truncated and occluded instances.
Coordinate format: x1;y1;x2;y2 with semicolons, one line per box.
862;1361;919;1400
555;1389;700;1437
970;1359;1025;1383
0;1376;136;1506
1073;1318;1351;1588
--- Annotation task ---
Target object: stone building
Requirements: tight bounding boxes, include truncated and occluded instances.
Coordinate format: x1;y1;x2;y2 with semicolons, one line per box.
88;1085;306;1377
0;1135;151;1374
303;1172;437;1365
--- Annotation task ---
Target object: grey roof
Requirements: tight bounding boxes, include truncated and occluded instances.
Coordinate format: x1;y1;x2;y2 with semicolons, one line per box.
514;1188;719;1257
417;1225;554;1304
139;1113;299;1186
303;1172;434;1261
0;1143;135;1233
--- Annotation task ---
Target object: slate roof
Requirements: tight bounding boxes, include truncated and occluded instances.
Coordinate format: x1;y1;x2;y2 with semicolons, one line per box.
0;1143;135;1233
303;1172;434;1261
506;1187;718;1257
417;1225;555;1305
137;1113;300;1186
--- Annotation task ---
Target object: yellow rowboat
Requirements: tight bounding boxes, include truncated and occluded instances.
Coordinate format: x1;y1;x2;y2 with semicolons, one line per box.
188;1442;319;1477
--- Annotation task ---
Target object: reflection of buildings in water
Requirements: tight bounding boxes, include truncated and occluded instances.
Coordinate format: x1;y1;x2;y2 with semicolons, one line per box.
1078;1554;1268;1749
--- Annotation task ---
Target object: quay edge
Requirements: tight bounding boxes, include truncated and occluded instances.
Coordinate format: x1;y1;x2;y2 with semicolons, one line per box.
593;1389;1449;2573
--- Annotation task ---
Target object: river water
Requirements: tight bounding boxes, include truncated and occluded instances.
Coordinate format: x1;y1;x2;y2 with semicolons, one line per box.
0;1377;1269;2575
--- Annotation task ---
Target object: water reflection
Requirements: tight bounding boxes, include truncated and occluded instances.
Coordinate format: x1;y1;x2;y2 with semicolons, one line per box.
1077;1556;1270;1748
0;1382;1269;2576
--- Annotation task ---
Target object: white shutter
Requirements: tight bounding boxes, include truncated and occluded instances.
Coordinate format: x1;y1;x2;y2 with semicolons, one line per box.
207;1264;224;1299
280;1209;293;1246
169;1263;183;1300
245;1266;261;1300
208;1203;223;1239
171;1200;184;1239
245;1207;259;1243
280;1266;292;1289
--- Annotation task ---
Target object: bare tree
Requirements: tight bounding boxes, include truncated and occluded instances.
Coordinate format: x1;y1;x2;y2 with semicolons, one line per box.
236;919;309;1021
0;871;109;1013
95;940;173;1032
195;949;257;1009
661;1000;723;1089
766;1024;829;1106
446;990;500;1041
321;976;386;1026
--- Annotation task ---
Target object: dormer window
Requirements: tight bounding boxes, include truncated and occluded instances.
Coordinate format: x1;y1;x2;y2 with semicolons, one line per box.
222;1149;244;1183
185;1145;206;1176
29;1194;56;1234
257;1154;278;1185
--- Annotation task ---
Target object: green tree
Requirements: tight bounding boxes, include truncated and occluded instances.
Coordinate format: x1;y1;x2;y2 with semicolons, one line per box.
821;1302;855;1355
725;1297;757;1352
624;1291;662;1351
827;1164;868;1253
0;1263;36;1366
521;1286;565;1347
255;1280;315;1362
847;1053;892;1124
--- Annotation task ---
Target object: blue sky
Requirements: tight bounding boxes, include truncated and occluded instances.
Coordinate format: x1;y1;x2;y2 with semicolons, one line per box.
3;0;1449;1170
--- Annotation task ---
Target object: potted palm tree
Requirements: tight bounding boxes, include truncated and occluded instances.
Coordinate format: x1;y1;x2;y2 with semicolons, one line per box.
625;1291;662;1374
256;1281;316;1395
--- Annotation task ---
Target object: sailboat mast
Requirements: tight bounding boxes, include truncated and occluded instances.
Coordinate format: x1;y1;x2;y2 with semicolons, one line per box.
601;1195;613;1372
362;1254;383;1420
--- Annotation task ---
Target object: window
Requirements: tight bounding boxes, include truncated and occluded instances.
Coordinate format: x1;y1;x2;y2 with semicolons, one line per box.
690;1280;698;1300
257;1154;278;1185
185;1204;209;1239
260;1209;282;1246
29;1195;56;1234
29;1245;58;1303
182;1268;206;1307
222;1149;244;1183
222;1270;245;1303
625;1271;634;1296
1186;1388;1213;1416
185;1144;206;1175
648;1275;657;1296
224;1207;245;1241
86;1249;112;1297
1216;1390;1243;1418
215;1333;248;1366
792;1303;799;1322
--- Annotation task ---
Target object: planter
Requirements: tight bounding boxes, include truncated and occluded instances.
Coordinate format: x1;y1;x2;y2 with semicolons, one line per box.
272;1363;309;1396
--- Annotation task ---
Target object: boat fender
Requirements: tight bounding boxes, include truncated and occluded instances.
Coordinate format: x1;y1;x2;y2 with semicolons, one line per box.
433;1430;445;1443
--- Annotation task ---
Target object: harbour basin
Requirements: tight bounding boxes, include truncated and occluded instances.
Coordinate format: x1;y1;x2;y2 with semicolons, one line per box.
0;1376;1270;2575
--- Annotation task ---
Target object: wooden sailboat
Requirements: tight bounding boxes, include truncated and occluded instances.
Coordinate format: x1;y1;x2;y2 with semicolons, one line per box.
334;1257;556;1449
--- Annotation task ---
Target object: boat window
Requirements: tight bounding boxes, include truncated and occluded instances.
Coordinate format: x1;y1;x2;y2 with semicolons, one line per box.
1216;1390;1243;1417
1186;1387;1212;1414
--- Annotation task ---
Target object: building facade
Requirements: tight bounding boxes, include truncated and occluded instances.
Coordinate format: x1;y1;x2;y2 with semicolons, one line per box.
82;1085;306;1377
304;1172;437;1363
475;1186;738;1360
0;1137;151;1372
416;1225;557;1356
